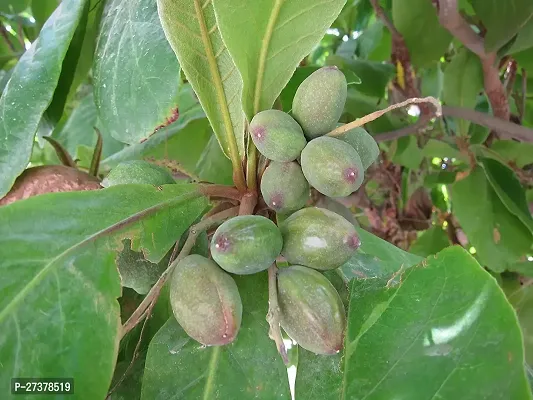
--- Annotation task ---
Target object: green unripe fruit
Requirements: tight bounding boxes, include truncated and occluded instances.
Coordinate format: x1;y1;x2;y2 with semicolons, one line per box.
249;110;307;162
301;136;364;197
170;255;242;346
211;215;283;274
335;126;379;170
292;66;347;140
102;160;175;187
280;207;360;270
260;162;310;214
278;265;346;355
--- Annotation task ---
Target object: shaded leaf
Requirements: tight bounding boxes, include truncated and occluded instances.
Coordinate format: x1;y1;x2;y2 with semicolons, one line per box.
480;157;533;235
409;226;450;257
443;48;484;136
0;0;90;198
141;272;290;399
213;0;345;117
490;140;533;168
392;0;452;67
0;184;207;398
451;167;532;272
470;0;533;52
392;135;423;170
195;133;234;185
94;0;181;145
157;0;245;159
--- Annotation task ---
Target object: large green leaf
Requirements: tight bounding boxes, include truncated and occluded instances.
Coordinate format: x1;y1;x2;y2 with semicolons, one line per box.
157;0;245;159
470;0;533;52
94;0;181;145
0;0;89;198
141;272;290;399
443;48;484;135
392;0;452;67
480;157;533;235
451;167;532;272
213;0;345;117
31;0;60;28
296;247;532;399
0;184;207;398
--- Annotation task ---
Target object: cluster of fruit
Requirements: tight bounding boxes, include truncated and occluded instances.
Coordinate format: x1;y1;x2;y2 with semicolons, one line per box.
170;67;379;356
253;66;379;211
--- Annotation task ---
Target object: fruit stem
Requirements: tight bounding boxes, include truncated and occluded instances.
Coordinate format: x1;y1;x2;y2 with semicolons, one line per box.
246;144;258;191
120;206;240;339
198;184;242;201
238;191;258;215
266;263;289;365
327;96;441;137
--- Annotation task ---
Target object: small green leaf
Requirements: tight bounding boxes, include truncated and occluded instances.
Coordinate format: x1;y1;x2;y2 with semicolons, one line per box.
94;0;181;145
0;0;90;198
392;0;452;67
443;48;484;136
470;0;533;52
480;157;533;235
451;167;532;272
490;140;533;168
409;226;450;257
141;273;290;399
0;184;207;398
392;136;424;170
157;0;245;159
213;0;346;117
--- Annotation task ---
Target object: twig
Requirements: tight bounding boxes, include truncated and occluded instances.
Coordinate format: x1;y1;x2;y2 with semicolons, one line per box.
89;128;103;177
443;106;533;142
266;263;288;365
238;191;257;215
198;184;242;201
120;206;239;339
327;97;441;137
0;23;16;52
374;115;433;142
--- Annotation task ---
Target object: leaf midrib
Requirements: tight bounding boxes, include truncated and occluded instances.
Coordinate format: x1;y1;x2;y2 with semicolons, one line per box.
253;0;284;115
0;190;200;324
193;0;241;163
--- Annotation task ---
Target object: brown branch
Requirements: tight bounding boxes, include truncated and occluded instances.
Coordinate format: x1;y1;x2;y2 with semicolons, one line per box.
266;264;288;364
198;184;242;201
443;106;533;142
436;0;510;128
370;0;400;37
120;206;239;339
238;191;258;215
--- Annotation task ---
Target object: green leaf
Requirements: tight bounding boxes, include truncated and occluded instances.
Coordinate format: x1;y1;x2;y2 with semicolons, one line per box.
100;107;209;178
392;0;452;67
339;228;423;280
490;140;533;168
443;47;484;136
480;157;533;235
0;0;90;198
0;184;207;398
506;282;533;367
340;246;531;399
195;133;234;185
326;55;395;98
53;91;125;159
213;0;346;117
156;0;245;160
0;0;30;14
451;167;532;272
409;226;450;257
31;0;60;28
420;62;444;98
508;17;533;54
392;135;423;169
470;0;533;52
94;0;181;145
141;272;290;399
